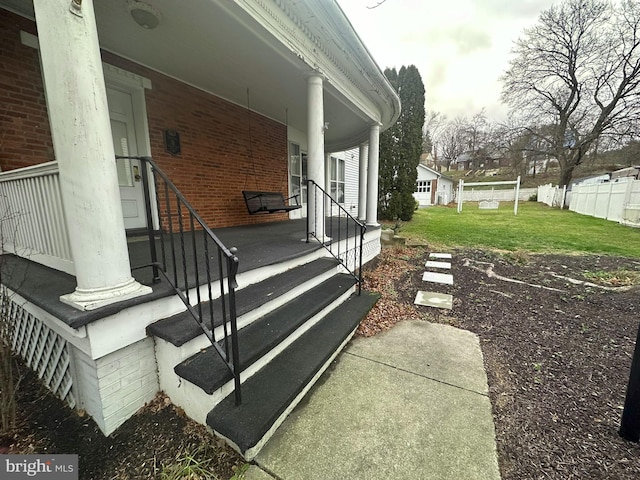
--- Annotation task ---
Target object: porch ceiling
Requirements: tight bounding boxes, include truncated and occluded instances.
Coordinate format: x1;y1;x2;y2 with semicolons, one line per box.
3;0;396;151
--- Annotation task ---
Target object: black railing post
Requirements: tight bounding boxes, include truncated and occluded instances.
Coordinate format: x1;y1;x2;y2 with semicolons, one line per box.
358;225;366;295
227;253;242;405
305;179;365;295
122;155;242;405
306;181;311;243
139;157;160;283
620;322;640;442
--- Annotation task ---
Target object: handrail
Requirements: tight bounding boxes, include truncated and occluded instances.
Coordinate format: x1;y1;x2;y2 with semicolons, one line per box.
306;180;366;294
116;155;242;405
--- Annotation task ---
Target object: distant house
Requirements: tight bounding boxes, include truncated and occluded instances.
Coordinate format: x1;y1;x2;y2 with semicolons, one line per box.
452;153;473;171
414;164;455;206
527;157;559;175
611;166;640;181
571;173;611;187
419;152;436;169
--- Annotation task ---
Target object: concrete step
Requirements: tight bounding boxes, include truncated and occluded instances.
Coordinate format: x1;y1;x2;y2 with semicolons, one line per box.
174;274;357;394
206;291;379;460
147;257;338;346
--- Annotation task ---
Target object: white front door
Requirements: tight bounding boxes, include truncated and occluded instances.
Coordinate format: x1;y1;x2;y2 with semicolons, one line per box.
107;87;147;230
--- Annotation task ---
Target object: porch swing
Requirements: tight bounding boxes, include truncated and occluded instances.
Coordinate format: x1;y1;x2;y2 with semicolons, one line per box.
241;92;301;215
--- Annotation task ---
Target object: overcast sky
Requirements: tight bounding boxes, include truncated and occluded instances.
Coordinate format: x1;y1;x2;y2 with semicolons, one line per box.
338;0;558;123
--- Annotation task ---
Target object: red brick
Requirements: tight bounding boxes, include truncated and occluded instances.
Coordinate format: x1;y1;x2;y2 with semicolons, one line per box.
1;12;292;229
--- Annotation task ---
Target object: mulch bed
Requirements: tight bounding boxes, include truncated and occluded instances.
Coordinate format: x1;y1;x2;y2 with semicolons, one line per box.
1;364;244;479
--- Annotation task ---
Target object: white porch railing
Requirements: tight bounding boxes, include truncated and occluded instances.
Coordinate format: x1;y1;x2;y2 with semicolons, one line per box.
0;162;74;275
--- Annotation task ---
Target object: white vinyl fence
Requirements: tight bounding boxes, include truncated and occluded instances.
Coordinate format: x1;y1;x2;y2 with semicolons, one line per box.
568;178;640;226
457;187;537;202
537;183;567;208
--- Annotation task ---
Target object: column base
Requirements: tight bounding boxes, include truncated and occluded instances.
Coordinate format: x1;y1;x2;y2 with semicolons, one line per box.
304;235;332;244
366;222;380;228
60;277;152;311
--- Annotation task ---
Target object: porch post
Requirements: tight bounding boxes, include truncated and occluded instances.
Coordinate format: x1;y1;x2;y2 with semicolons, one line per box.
307;74;327;241
358;143;368;222
33;0;151;310
366;123;381;226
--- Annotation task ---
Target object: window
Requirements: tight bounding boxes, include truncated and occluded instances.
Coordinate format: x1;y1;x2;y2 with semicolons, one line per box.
289;142;308;204
416;180;431;193
329;156;345;203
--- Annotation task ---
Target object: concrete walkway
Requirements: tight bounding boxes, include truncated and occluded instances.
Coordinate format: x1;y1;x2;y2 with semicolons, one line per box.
243;320;501;480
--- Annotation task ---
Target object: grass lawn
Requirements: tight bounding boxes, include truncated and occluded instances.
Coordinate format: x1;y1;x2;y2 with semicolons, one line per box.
399;202;640;258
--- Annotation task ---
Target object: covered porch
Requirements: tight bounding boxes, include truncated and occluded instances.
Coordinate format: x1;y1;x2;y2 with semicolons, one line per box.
0;0;399;313
0;0;398;457
1;217;380;331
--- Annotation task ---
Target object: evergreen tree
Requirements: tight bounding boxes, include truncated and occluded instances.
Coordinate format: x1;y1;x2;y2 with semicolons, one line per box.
378;65;425;221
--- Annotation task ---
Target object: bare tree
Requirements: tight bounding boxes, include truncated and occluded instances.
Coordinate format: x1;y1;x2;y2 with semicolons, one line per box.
424;111;446;167
502;0;640;186
438;117;468;170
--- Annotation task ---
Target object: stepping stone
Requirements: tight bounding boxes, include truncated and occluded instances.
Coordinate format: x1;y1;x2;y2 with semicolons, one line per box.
425;260;451;269
422;271;454;285
414;291;453;310
429;253;452;259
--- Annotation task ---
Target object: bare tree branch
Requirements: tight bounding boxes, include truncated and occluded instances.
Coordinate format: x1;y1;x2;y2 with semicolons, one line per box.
501;0;640;185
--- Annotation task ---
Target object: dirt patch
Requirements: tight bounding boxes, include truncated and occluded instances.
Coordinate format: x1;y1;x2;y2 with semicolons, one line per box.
362;245;640;479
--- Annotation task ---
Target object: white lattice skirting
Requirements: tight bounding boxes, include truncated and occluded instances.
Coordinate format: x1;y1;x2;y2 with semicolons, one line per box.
4;292;76;408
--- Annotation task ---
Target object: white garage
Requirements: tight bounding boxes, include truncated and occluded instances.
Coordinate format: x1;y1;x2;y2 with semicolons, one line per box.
414;164;455;206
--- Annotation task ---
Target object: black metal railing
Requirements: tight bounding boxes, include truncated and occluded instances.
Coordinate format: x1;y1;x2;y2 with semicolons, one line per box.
116;155;242;405
306;179;366;294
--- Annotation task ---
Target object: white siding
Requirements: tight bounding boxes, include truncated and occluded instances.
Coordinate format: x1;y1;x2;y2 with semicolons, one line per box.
331;148;360;218
343;148;359;217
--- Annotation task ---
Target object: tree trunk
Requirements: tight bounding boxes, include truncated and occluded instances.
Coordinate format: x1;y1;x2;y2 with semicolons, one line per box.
559;164;575;187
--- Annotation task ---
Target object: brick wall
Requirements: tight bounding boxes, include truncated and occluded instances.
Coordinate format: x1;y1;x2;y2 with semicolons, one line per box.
0;10;291;228
102;52;291;228
0;12;54;170
96;338;158;435
73;338;159;435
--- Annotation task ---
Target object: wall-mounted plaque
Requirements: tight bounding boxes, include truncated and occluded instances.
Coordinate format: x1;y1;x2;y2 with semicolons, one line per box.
164;129;181;155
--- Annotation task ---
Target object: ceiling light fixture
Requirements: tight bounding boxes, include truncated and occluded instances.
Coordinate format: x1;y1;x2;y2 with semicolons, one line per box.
127;1;161;30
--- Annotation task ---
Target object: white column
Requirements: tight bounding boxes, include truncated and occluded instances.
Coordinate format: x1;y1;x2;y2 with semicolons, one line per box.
514;175;521;216
307;74;327;241
366;123;381;226
34;0;151;310
358;143;368;221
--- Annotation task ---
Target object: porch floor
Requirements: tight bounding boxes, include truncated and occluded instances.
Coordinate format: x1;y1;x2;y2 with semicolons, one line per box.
1;218;373;329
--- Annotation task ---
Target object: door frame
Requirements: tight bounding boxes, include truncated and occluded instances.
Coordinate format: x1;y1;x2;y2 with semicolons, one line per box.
103;63;159;231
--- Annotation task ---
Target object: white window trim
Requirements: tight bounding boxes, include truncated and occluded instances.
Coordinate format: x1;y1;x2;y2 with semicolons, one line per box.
329;156;345;204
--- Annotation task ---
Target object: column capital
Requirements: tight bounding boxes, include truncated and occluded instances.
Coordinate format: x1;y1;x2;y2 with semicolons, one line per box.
306;72;326;84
